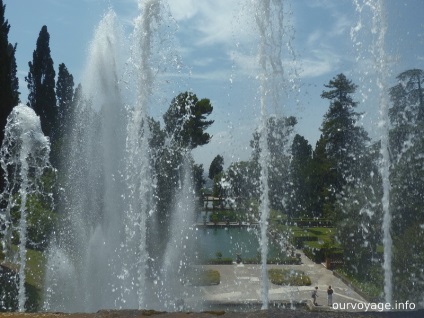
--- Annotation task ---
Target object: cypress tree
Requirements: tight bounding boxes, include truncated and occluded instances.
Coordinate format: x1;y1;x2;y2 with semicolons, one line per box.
0;0;19;144
314;74;370;218
56;62;74;137
0;0;19;192
26;25;57;142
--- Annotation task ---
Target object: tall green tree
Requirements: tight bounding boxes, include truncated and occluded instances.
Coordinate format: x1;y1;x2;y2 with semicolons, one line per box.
226;160;258;204
314;73;370;218
309;136;337;218
193;163;205;196
287;134;313;219
0;0;19;128
334;141;382;281
389;68;424;242
208;154;224;180
150;92;214;253
0;0;19;192
26;25;57;142
163;91;214;149
56;62;74;137
250;116;297;211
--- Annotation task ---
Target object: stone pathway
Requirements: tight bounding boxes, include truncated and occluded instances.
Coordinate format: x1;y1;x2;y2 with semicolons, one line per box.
187;251;367;311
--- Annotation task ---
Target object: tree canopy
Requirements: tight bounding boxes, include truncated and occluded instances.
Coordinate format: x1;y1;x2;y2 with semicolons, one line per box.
163;91;214;149
208;155;224;180
26;25;57;142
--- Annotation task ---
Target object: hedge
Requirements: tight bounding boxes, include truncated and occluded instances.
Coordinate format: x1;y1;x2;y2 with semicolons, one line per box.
291;218;333;228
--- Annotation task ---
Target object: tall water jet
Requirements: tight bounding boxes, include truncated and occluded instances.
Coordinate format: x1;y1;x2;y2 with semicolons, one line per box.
44;9;126;311
123;0;164;308
161;153;197;310
43;0;182;311
352;0;392;304
253;0;292;309
0;105;51;311
43;9;129;312
372;1;392;305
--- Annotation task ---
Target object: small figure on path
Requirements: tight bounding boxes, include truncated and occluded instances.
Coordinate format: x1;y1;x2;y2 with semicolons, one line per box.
327;285;334;306
312;286;318;306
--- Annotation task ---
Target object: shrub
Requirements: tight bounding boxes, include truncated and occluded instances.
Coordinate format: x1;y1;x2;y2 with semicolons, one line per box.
268;268;311;286
186;269;220;286
291;218;333;228
303;243;325;263
203;257;233;265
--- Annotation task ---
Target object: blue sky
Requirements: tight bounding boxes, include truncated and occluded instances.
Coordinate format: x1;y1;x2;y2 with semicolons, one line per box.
4;0;424;169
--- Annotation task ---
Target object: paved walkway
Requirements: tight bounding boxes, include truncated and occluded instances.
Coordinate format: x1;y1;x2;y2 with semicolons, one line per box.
188;251;367;311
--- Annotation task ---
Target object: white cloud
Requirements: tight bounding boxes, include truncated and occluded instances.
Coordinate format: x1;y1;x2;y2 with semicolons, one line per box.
192;126;254;169
297;49;342;78
229;50;259;76
167;0;200;21
191;57;215;67
168;0;251;47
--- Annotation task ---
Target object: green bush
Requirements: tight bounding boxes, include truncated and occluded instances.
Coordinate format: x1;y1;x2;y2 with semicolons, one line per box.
186;269;220;286
335;269;383;302
203;257;233;265
303;244;325;263
291;218;333;228
307;227;335;236
0;247;45;312
268;268;312;286
292;232;318;249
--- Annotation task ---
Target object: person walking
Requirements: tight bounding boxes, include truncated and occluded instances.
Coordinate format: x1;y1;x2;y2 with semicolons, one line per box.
327;285;334;306
312;286;318;306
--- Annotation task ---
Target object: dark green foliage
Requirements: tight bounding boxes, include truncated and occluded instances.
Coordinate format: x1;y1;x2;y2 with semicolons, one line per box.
148;116;166;150
319;74;370;185
250;116;297;211
390;69;424;123
387;69;424;303
0;0;19;126
192;163;206;196
148;93;214;256
209;154;224;180
26;26;57;142
226;160;259;203
309;137;335;218
287;134;313;218
392;224;424;304
329;69;424;300
0;0;19;193
334;268;383;302
212;173;224;199
334;144;382;276
389;69;424;236
56;63;74;137
163;91;214;149
312;74;370;219
8;171;56;251
203;257;233;265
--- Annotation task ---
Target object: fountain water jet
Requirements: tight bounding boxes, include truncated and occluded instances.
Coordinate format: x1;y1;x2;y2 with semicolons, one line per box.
42;0;188;312
252;0;295;309
372;1;393;305
352;0;392;304
0;105;51;311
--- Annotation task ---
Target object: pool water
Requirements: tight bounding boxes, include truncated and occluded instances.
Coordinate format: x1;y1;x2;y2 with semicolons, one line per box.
194;227;286;262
